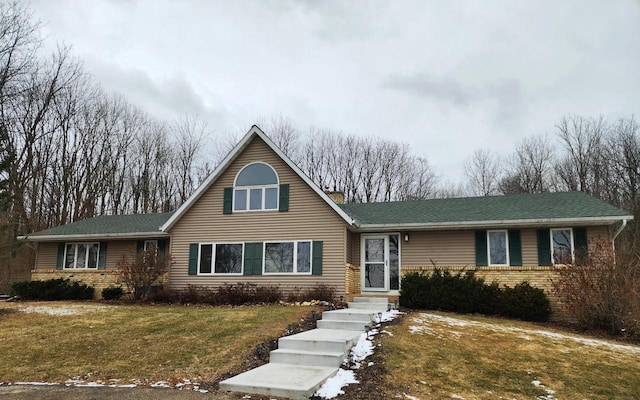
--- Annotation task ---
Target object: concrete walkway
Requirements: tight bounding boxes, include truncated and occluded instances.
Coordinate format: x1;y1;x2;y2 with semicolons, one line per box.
219;297;390;400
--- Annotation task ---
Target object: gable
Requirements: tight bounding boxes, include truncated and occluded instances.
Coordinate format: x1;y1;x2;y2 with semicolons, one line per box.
168;134;349;240
161;126;354;232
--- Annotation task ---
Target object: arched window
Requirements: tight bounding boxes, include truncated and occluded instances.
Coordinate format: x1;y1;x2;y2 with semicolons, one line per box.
234;162;279;211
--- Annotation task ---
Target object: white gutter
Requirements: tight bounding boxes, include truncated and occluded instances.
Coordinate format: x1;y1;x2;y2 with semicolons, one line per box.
356;215;634;232
18;231;170;242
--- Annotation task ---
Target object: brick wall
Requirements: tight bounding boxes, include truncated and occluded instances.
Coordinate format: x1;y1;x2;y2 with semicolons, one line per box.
31;269;121;299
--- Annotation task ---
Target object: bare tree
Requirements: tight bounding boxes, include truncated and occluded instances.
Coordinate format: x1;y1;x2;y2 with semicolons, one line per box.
555;115;608;196
464;149;501;196
500;135;554;194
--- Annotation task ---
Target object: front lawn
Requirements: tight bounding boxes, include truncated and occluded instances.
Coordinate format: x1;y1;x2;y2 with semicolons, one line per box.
0;302;315;387
381;311;640;399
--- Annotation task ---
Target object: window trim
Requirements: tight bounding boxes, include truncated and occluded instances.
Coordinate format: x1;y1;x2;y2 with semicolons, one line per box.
262;240;313;275
487;230;509;266
197;242;245;276
551;227;574;265
233;162;280;212
63;242;100;270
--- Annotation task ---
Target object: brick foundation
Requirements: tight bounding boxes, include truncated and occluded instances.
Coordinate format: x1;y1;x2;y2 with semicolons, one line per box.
31;269;121;299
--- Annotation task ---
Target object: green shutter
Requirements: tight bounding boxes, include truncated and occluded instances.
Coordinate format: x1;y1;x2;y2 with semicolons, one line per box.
243;242;263;275
252;243;263;275
574;227;588;264
56;243;65;270
136;240;144;255
98;242;107;270
279;184;289;212
243;243;254;276
537;229;551;266
157;240;166;257
508;230;522;266
312;241;323;275
188;243;198;275
223;187;233;214
475;230;488;266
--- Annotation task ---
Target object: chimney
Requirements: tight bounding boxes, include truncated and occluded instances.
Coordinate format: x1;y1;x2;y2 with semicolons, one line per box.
325;191;345;204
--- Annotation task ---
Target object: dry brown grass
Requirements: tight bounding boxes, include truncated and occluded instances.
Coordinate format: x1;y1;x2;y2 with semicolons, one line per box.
382;311;640;400
0;301;315;386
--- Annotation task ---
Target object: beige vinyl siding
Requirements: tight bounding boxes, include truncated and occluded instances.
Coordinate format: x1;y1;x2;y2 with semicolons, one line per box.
35;242;58;270
400;230;476;266
587;225;610;244
521;229;538;266
168;137;348;293
349;226;613;268
33;240;142;271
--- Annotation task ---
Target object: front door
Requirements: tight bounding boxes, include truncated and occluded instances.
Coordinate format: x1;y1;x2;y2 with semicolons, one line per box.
361;234;400;292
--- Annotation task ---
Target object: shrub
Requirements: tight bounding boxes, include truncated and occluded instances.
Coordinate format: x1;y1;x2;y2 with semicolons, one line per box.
101;286;124;301
553;240;640;337
299;284;336;302
116;248;171;301
11;278;94;300
499;282;551;322
400;270;551;322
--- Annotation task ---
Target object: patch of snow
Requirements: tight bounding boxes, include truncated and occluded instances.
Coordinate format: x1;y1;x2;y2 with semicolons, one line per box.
410;313;640;355
531;379;556;400
315;369;358;399
151;381;171;388
19;304;109;316
404;393;421;400
14;382;59;386
451;394;466;399
351;333;374;364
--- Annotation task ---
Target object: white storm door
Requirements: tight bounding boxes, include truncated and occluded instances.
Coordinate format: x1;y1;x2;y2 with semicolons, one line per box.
362;236;388;291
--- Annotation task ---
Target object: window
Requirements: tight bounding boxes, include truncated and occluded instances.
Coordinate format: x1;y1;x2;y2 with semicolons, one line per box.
264;241;311;274
198;243;243;275
144;240;158;255
551;228;573;265
234;163;279;211
487;230;509;266
64;243;100;269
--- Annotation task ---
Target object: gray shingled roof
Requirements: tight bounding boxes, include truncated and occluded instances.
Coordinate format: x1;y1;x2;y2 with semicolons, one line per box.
339;191;632;227
25;212;173;239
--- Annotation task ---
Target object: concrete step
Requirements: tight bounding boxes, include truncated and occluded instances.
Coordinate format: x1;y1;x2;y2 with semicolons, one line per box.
317;319;372;331
270;348;346;368
347;301;389;311
219;362;337;400
352;296;389;304
322;308;376;322
278;328;362;354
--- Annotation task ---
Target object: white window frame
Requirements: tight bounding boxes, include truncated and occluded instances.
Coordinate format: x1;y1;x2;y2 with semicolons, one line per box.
551;228;574;265
263;240;313;275
233;162;279;212
64;242;100;269
197;242;244;276
487;230;509;266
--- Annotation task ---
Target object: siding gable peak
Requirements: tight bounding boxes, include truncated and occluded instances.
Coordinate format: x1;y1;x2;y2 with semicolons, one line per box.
160;125;356;231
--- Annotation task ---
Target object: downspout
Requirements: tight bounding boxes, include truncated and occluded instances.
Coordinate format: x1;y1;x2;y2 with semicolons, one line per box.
613;219;628;242
611;219;628;264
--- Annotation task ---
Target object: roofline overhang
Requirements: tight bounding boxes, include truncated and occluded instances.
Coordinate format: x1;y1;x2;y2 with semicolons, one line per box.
353;215;634;232
18;232;170;242
160;125;356;231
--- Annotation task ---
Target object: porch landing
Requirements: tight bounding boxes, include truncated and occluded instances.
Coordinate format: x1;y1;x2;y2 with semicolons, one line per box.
218;297;389;400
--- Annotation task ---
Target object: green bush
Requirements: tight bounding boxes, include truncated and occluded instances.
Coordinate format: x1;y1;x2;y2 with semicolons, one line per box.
499;281;551;322
11;278;94;300
101;286;124;300
400;270;551;322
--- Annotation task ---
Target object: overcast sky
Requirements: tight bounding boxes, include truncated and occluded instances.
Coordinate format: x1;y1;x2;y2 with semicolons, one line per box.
29;0;640;182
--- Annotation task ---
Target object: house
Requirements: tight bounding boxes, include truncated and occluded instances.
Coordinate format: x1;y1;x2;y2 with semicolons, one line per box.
21;126;633;316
